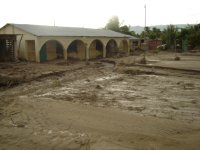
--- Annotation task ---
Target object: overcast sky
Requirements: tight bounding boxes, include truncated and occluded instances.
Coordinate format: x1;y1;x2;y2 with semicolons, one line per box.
0;0;199;28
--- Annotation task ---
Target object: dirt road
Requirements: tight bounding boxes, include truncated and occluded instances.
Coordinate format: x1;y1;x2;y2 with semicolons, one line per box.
0;53;200;150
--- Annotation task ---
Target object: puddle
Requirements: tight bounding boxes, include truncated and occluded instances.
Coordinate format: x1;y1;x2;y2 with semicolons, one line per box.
95;75;118;81
107;87;133;93
35;87;78;97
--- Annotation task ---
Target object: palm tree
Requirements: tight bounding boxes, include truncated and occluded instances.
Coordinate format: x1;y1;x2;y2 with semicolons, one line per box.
161;25;177;49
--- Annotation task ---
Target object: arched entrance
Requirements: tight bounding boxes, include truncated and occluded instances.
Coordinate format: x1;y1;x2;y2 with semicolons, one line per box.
106;39;118;57
40;45;47;62
40;40;64;62
89;40;103;59
67;40;86;60
119;39;129;52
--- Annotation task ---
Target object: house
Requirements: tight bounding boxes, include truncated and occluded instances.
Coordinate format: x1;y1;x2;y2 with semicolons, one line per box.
146;39;162;50
0;23;134;62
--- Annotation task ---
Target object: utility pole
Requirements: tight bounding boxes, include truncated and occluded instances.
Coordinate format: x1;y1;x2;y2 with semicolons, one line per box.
144;5;146;29
175;26;177;57
143;4;147;61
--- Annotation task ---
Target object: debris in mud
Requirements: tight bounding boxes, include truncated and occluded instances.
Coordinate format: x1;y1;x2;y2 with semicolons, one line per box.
100;59;116;66
79;92;98;103
183;83;195;90
54;134;90;150
85;78;90;82
51;80;62;87
0;97;15;113
118;60;126;66
94;62;105;68
56;61;69;66
0;75;22;88
96;84;103;89
139;57;147;64
8;111;30;128
0;62;85;89
174;56;181;61
85;61;90;65
169;105;179;110
113;77;124;81
191;100;197;104
123;69;155;75
127;106;146;112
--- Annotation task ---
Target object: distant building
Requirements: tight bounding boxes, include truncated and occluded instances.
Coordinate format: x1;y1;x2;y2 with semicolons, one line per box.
146;39;162;50
0;24;137;62
129;37;141;52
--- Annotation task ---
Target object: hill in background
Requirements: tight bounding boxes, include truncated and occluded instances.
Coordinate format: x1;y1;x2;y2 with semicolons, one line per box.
130;24;193;34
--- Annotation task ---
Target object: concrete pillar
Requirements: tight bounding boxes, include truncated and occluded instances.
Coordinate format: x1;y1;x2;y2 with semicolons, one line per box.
25;41;29;61
85;43;89;61
103;46;106;58
128;40;131;55
138;40;141;48
35;39;40;62
64;48;68;60
14;40;18;61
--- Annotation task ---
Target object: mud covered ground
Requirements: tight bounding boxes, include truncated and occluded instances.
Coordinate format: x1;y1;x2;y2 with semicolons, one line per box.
0;52;200;150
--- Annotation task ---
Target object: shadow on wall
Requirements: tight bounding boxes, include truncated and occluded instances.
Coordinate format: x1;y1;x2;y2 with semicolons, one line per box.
40;40;64;62
67;40;86;60
106;39;118;58
89;40;103;60
119;40;128;52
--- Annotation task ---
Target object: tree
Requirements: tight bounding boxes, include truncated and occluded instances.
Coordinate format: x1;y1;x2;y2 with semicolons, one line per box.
130;31;139;37
105;16;120;32
138;24;200;50
187;24;200;49
144;27;151;34
140;27;161;39
152;27;161;39
140;27;151;38
161;25;177;49
105;16;139;37
119;25;130;35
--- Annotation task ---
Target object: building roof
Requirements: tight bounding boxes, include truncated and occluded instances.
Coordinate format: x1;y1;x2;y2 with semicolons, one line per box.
5;23;136;38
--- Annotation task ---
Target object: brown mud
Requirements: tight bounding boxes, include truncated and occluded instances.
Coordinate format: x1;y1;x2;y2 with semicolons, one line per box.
0;52;200;150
